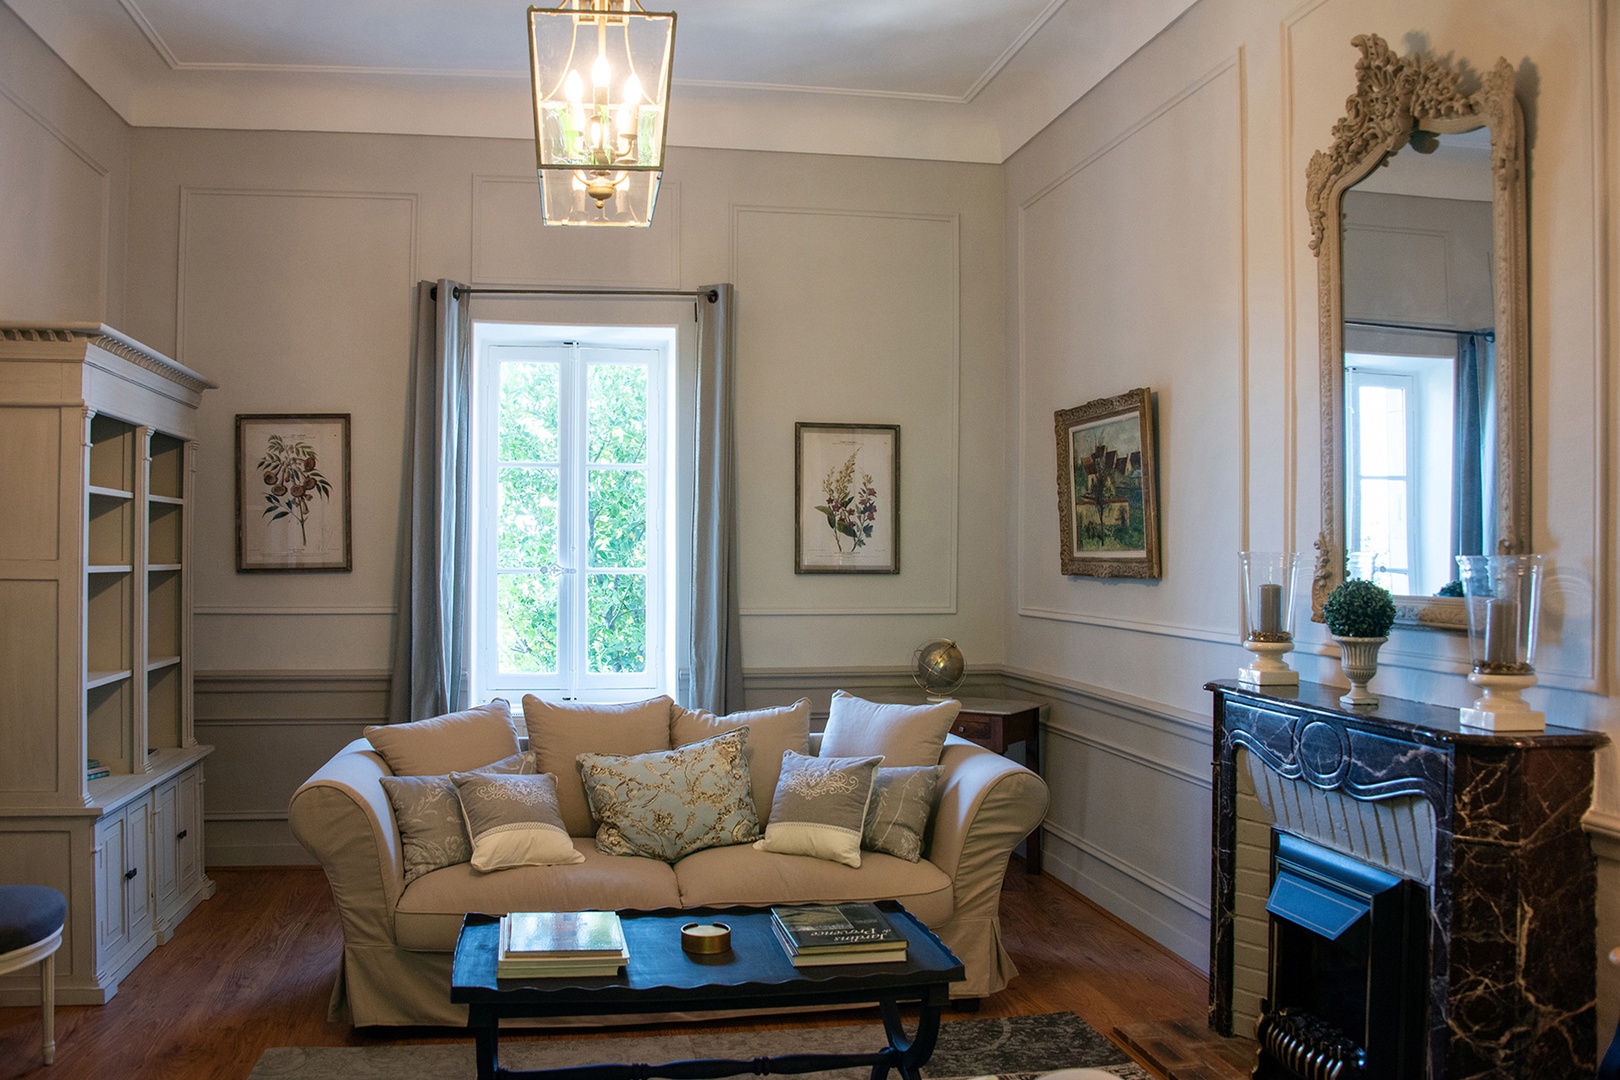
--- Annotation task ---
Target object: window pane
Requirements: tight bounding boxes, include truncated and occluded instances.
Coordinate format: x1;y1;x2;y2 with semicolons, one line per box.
497;572;559;674
497;467;559;568
1356;478;1410;571
1356;384;1407;475
587;573;646;674
588;365;647;464
587;468;646;568
500;362;560;462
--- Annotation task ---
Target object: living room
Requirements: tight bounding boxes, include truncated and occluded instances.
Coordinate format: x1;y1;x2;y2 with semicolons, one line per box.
1;0;1616;1077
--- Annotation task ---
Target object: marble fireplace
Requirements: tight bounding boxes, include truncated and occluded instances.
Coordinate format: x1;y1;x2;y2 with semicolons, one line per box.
1207;680;1607;1079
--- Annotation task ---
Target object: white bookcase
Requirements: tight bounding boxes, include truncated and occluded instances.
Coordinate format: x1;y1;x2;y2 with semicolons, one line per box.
0;323;217;1004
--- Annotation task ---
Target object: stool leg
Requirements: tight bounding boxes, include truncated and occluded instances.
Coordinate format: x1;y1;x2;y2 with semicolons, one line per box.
42;950;55;1065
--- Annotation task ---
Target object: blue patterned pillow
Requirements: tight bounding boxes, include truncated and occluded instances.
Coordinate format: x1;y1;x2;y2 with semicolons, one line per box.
577;729;760;861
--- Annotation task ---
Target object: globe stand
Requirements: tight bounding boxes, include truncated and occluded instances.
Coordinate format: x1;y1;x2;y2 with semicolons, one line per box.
1238;638;1297;687
912;639;966;701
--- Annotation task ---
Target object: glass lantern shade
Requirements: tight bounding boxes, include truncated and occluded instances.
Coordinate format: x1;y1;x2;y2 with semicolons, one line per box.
1455;554;1544;675
1240;551;1305;643
528;1;675;226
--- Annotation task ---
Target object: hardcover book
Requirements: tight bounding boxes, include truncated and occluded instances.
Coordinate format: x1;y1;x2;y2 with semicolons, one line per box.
770;903;906;954
500;911;626;959
770;919;907;966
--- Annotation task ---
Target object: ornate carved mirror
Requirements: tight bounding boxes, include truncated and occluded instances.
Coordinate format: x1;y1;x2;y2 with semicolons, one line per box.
1310;34;1529;630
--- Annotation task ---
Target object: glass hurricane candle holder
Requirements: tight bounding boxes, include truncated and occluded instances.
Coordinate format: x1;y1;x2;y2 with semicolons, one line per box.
1455;554;1545;731
1238;551;1307;687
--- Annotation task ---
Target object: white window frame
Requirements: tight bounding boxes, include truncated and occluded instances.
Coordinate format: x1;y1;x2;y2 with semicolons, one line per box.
470;320;675;704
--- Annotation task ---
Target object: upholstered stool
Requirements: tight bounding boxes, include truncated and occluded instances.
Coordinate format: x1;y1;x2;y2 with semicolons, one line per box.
0;885;67;1065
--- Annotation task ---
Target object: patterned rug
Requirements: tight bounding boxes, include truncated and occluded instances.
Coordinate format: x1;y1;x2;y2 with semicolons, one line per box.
248;1012;1152;1079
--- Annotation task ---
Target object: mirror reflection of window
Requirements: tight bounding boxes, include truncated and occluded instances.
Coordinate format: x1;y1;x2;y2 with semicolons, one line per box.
1346;352;1457;596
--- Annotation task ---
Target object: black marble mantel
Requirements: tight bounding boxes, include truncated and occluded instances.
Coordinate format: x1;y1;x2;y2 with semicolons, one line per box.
1206;680;1608;1080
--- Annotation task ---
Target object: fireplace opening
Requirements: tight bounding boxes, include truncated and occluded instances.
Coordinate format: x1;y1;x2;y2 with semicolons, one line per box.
1256;831;1427;1080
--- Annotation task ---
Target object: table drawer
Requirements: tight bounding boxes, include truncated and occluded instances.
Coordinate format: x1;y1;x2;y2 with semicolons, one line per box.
950;715;996;743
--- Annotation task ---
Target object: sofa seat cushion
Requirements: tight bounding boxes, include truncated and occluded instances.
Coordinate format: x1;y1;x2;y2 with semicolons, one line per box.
393;840;680;951
671;844;954;927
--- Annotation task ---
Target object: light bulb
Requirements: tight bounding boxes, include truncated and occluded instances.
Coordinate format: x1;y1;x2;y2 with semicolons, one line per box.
623;73;642;105
564;70;583;105
592;52;611;90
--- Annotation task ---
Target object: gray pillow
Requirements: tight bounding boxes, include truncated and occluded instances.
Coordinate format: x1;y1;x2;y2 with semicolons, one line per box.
862;765;941;861
450;771;583;872
380;750;537;883
819;690;959;768
753;750;882;868
577;729;759;862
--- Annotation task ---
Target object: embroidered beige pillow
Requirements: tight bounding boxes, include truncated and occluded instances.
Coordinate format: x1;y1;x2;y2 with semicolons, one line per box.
379;750;538;882
754;750;882;868
364;699;520;776
521;695;674;835
450;771;583;872
670;698;810;827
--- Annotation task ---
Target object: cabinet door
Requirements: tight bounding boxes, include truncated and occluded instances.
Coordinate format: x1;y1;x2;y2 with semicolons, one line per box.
123;796;153;937
153;778;179;915
175;766;201;895
95;808;129;964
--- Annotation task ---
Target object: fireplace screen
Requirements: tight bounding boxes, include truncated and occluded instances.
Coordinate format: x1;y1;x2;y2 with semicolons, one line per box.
1257;831;1427;1080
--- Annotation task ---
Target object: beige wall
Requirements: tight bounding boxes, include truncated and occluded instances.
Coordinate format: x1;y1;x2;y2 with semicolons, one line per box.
1004;0;1618;1017
0;4;130;324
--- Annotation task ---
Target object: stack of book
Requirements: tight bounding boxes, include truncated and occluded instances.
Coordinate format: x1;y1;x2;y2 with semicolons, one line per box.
770;903;908;966
497;910;628;979
86;759;109;781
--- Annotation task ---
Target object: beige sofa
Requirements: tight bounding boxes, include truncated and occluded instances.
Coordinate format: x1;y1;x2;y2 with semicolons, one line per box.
289;712;1048;1027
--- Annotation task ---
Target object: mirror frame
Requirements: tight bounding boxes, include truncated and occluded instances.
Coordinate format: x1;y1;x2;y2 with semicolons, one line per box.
1308;33;1529;631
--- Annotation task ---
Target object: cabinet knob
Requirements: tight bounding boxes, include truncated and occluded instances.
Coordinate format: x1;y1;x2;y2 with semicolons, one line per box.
176;829;188;841
124;867;138;881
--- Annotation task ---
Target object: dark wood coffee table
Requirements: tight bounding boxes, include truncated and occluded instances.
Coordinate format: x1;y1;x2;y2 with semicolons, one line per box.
450;901;964;1080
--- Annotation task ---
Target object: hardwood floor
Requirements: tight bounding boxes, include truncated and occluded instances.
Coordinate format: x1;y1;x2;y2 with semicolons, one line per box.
0;862;1229;1080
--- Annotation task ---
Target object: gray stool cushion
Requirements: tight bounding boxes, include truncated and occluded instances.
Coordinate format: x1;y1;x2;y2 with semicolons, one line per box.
0;886;67;953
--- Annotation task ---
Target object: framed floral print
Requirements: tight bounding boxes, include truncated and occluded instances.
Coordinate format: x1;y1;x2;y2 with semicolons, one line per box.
795;422;900;574
236;413;352;572
1054;388;1161;579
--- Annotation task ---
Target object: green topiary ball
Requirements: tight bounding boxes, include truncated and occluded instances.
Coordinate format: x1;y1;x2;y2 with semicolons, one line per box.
1323;577;1397;638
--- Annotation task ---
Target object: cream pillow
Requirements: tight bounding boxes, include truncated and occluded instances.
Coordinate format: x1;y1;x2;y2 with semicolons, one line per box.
521;694;674;836
818;690;960;768
670;698;810;827
364;699;520;776
450;772;583;872
753;750;882;868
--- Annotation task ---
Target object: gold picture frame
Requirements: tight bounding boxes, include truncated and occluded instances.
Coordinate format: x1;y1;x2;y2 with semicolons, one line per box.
1054;388;1160;579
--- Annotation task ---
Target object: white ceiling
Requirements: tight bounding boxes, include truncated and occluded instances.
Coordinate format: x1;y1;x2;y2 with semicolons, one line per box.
6;0;1197;163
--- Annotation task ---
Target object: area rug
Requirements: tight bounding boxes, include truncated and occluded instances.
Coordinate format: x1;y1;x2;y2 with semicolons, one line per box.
247;1012;1152;1080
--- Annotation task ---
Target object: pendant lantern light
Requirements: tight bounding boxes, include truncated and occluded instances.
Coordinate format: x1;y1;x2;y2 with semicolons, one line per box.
528;1;676;226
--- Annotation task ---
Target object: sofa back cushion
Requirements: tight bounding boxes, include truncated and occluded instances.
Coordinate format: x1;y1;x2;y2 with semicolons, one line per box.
670;698;810;828
819;690;959;768
364;700;520;776
521;694;673;835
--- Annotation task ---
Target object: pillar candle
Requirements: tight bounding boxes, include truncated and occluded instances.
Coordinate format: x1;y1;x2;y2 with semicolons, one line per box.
1484;598;1518;668
1259;583;1283;636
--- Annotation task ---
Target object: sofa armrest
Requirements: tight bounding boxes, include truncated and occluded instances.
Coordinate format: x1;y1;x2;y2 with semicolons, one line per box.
929;734;1049;919
288;738;404;946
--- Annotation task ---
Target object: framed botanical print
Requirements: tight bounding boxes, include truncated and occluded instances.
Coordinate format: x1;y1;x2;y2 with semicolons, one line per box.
1054;388;1161;579
236;413;352;572
794;422;900;574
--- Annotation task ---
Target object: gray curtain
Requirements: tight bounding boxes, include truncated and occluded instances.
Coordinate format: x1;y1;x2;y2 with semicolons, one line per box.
1451;331;1494;560
389;279;474;724
690;284;744;713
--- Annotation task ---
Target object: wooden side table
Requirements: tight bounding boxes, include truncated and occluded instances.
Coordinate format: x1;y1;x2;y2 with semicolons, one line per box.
871;693;1047;874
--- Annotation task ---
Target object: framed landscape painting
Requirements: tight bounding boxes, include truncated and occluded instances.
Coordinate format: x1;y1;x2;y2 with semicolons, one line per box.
1054;388;1161;579
236;414;352;572
795;422;900;574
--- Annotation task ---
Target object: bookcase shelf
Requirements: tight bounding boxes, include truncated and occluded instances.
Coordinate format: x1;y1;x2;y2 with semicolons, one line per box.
0;322;215;1007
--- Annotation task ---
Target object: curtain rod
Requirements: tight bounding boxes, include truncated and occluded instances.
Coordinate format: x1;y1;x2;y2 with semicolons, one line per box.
1345;318;1494;341
431;284;718;303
